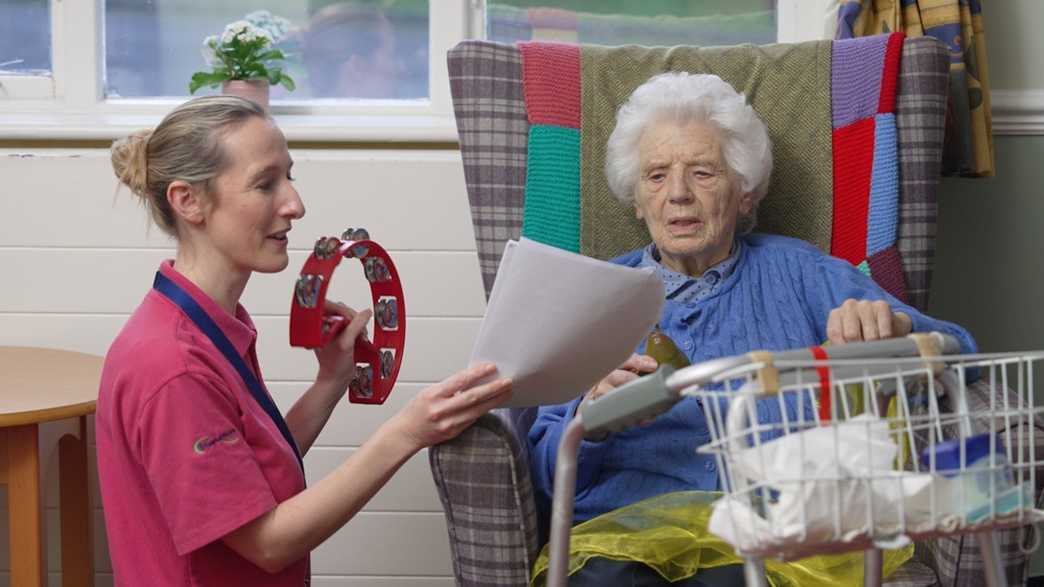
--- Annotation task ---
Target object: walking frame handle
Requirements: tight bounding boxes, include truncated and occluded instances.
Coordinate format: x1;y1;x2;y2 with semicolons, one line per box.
577;333;960;445
667;332;961;398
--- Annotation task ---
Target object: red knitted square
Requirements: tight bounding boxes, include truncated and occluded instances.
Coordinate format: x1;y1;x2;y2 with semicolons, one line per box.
877;32;905;114
519;42;581;129
832;117;876;265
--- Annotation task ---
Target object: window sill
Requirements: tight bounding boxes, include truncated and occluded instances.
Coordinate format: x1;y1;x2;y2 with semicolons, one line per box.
0;109;460;143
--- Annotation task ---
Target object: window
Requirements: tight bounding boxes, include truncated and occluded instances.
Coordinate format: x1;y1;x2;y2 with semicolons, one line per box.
0;0;829;141
0;0;53;99
0;0;51;74
487;1;776;47
104;0;429;100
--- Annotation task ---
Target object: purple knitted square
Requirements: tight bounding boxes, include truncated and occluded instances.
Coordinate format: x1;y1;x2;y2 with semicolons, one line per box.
832;35;888;129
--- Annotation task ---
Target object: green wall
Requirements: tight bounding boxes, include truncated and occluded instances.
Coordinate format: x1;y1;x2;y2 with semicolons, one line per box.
986;2;1044;91
929;135;1044;354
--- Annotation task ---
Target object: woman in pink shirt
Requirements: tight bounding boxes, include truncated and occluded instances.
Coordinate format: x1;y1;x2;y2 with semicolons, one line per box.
96;95;512;586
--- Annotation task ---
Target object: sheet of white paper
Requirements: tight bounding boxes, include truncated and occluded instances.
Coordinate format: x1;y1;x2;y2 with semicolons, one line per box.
470;238;664;407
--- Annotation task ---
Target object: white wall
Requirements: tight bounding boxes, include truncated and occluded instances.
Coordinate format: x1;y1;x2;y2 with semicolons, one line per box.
0;148;484;586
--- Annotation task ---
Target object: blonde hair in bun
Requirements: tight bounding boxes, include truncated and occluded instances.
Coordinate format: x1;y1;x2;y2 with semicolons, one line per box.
110;95;268;237
111;129;161;223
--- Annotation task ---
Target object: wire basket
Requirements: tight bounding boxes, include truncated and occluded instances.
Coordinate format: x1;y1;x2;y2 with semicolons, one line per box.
686;345;1044;563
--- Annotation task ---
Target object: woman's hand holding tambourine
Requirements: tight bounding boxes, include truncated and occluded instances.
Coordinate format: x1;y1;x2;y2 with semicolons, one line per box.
312;300;372;390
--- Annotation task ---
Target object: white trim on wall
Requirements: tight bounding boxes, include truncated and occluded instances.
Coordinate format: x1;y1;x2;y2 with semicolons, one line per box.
992;90;1044;136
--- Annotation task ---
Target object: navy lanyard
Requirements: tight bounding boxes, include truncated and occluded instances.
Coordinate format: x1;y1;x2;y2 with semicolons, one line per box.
153;271;304;471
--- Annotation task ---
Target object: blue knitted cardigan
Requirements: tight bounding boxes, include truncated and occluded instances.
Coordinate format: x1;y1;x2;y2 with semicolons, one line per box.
528;233;976;523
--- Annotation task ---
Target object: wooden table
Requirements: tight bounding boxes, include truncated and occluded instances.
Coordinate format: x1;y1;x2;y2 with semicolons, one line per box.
1;347;101;587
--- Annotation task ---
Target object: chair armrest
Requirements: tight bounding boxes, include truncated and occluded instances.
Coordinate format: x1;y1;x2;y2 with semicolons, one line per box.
429;413;541;586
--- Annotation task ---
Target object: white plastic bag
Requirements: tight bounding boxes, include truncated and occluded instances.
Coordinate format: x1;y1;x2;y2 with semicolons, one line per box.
709;415;953;550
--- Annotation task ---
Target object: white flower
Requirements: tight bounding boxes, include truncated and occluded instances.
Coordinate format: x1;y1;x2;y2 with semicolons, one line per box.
245;10;291;43
220;20;272;46
220;20;250;45
200;35;219;66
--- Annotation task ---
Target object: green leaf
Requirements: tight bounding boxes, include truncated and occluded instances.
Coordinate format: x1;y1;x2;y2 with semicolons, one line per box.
248;37;271;51
189;71;229;94
257;49;285;62
243;62;268;79
278;74;296;92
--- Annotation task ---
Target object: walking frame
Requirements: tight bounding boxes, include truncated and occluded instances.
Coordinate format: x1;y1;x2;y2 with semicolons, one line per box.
547;333;1044;587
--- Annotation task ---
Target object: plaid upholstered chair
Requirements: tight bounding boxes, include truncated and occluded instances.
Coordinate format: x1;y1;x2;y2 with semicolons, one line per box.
430;35;1043;586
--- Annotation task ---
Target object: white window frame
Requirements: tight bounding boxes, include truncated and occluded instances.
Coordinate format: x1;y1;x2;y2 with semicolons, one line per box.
0;0;829;142
777;0;837;44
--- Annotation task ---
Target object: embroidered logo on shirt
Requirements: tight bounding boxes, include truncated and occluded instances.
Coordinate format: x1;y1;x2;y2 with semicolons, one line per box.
193;429;240;455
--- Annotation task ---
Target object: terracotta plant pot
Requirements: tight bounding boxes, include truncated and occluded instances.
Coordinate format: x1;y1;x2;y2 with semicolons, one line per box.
222;79;270;110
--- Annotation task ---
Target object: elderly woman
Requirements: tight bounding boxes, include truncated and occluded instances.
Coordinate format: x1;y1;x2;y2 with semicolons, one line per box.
527;72;975;585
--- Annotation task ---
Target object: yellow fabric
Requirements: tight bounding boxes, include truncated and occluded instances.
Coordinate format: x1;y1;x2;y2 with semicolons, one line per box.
888;393;914;469
530;491;914;586
840;0;993;177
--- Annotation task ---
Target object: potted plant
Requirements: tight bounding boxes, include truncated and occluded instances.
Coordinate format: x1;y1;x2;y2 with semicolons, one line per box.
189;10;296;108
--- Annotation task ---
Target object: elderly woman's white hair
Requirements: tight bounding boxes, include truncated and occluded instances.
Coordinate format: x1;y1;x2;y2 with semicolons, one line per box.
605;72;773;234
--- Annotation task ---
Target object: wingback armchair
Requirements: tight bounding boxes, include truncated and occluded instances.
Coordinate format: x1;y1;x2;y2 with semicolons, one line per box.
430;35;1043;587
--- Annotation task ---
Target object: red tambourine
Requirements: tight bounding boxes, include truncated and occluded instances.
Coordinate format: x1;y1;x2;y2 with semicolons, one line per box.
289;228;405;404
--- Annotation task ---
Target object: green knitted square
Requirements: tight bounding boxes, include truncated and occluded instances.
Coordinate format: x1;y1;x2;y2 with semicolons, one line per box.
522;125;581;252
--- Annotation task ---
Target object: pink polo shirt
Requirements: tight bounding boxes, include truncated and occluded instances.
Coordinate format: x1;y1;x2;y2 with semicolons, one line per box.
97;261;308;586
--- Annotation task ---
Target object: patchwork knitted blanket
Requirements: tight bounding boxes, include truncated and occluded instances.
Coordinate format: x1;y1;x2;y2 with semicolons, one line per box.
517;33;908;301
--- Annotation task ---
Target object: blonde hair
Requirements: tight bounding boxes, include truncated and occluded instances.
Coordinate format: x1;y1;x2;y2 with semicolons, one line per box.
110;95;269;236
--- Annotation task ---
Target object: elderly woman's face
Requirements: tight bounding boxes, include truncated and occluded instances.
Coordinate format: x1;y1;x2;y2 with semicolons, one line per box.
634;118;753;276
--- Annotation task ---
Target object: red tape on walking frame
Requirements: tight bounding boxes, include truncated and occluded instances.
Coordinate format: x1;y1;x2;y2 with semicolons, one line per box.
809;346;832;422
289;231;405;405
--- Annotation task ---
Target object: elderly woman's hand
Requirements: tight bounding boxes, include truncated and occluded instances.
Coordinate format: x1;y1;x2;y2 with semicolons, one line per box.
585;354;658;403
827;299;912;344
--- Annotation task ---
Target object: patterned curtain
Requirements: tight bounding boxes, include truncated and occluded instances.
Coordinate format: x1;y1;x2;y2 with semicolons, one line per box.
835;0;993;177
